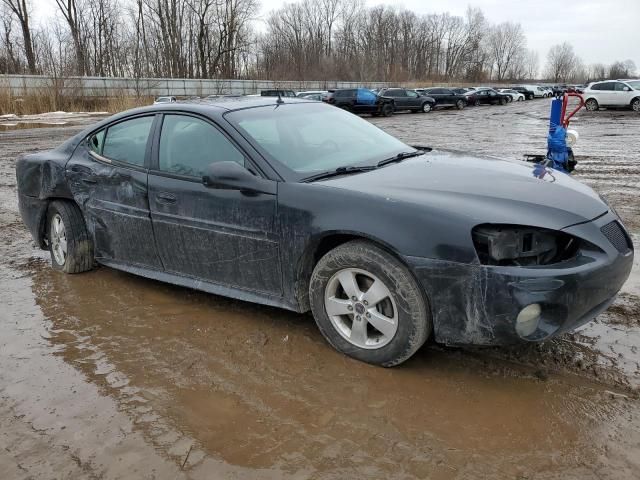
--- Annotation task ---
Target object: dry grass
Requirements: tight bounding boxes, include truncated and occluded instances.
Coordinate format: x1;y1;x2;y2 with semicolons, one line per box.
0;87;152;116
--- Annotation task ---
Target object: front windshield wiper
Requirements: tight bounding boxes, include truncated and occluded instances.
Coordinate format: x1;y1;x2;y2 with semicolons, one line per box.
377;150;425;167
301;165;378;183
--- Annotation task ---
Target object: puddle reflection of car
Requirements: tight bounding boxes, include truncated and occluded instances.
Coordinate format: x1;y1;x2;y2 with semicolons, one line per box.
153;96;176;105
16;97;634;367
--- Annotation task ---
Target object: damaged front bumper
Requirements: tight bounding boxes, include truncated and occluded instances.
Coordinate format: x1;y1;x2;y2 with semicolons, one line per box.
406;212;634;346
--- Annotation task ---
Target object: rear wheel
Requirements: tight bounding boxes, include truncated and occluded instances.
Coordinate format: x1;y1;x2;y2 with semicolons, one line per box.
455;99;465;110
381;103;394;117
499;98;507;105
474;99;481;106
309;240;431;367
421;102;432;113
631;98;640;112
47;200;94;274
585;98;599;111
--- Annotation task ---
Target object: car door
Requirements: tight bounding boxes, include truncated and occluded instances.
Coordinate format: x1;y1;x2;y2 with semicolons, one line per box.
386;89;409;109
427;89;445;105
598;82;617;105
147;113;282;296
405;89;422;108
66;114;163;269
614;82;633;106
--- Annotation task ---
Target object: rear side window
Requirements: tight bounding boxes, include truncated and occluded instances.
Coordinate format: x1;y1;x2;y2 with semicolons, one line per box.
158;114;245;178
88;129;105;154
102;116;154;166
599;82;616;91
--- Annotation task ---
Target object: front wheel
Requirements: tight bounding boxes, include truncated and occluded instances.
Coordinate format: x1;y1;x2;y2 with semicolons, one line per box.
47;200;94;273
381;103;394;117
631;98;640;112
309;241;431;367
421;102;432;113
585;98;599;111
474;99;481;106
455;99;465;110
499;98;507;105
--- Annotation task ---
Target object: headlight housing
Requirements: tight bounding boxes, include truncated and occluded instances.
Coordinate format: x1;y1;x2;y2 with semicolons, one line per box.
472;225;580;266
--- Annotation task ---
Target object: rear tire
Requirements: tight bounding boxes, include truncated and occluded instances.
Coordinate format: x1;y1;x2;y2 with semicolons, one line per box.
421;102;432;113
585;98;599;111
381;103;394;117
631;98;640;112
499;98;507;105
474;99;481;106
309;240;431;367
46;200;94;274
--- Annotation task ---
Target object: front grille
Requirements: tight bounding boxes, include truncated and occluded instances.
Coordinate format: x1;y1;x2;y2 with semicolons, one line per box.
600;221;632;254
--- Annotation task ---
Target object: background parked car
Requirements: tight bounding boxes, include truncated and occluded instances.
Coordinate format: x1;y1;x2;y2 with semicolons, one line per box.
299;93;325;101
418;87;467;109
378;88;436;113
474;89;511;105
522;85;550;98
510;86;535;100
451;88;480;106
323;88;395;116
497;89;525;101
296;90;327;98
261;89;297;97
153;96;176;105
583;80;640;112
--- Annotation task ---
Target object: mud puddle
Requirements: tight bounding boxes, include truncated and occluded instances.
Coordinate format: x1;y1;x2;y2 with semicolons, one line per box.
1;102;640;478
2;259;640;479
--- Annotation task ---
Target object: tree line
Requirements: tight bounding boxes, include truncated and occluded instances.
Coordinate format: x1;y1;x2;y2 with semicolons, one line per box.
0;0;636;84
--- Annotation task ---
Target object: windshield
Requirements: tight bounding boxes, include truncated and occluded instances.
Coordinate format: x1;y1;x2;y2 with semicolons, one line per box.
225;103;413;179
627;80;640;90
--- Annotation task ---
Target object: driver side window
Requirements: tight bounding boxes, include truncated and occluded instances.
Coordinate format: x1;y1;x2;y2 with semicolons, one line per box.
158;115;245;178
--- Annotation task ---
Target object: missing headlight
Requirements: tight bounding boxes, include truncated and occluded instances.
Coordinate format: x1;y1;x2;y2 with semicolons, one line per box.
472;225;579;266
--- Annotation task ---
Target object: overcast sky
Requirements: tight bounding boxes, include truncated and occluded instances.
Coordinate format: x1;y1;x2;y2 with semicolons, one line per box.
34;0;639;72
255;0;640;71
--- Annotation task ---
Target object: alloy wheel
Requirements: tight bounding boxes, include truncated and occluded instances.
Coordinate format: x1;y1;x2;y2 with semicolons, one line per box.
324;268;398;349
50;213;67;266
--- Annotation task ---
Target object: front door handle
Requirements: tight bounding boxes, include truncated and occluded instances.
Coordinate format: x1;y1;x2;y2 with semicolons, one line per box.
156;192;177;204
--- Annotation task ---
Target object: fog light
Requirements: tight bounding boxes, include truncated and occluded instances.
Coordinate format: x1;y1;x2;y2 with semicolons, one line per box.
515;304;541;337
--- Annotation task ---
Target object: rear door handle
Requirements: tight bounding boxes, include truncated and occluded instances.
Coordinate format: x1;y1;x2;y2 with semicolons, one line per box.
156;192;177;204
82;178;97;184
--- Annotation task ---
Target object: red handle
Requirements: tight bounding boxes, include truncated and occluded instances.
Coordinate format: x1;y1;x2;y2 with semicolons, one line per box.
561;92;585;128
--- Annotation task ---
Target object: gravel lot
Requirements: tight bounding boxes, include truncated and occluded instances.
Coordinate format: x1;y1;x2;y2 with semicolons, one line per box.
1;99;639;479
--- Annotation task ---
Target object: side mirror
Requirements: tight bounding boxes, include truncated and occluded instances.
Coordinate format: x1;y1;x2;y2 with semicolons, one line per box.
202;161;276;195
623;87;631;91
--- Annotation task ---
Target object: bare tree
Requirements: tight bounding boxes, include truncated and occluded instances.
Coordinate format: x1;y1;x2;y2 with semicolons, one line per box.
486;22;525;81
523;49;539;80
545;42;580;82
1;0;37;73
54;0;87;75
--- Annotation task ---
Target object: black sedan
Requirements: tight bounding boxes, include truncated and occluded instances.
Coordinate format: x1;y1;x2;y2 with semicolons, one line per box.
16;98;633;366
417;88;467;109
474;89;511;105
377;88;436;113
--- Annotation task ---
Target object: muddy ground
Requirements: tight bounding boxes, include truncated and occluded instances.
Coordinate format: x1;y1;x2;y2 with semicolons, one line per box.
0;100;639;479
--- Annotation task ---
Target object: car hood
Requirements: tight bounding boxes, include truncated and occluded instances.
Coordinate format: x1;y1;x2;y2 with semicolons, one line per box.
321;150;608;231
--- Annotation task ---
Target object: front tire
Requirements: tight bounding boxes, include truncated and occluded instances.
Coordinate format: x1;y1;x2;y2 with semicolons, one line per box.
455;99;465;110
631;98;640;112
499;98;507;105
585;98;599;111
47;200;94;274
309;240;431;367
381;103;394;117
421;102;432;113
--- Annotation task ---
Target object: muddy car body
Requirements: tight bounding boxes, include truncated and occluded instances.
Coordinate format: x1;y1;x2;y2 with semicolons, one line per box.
16;98;634;366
